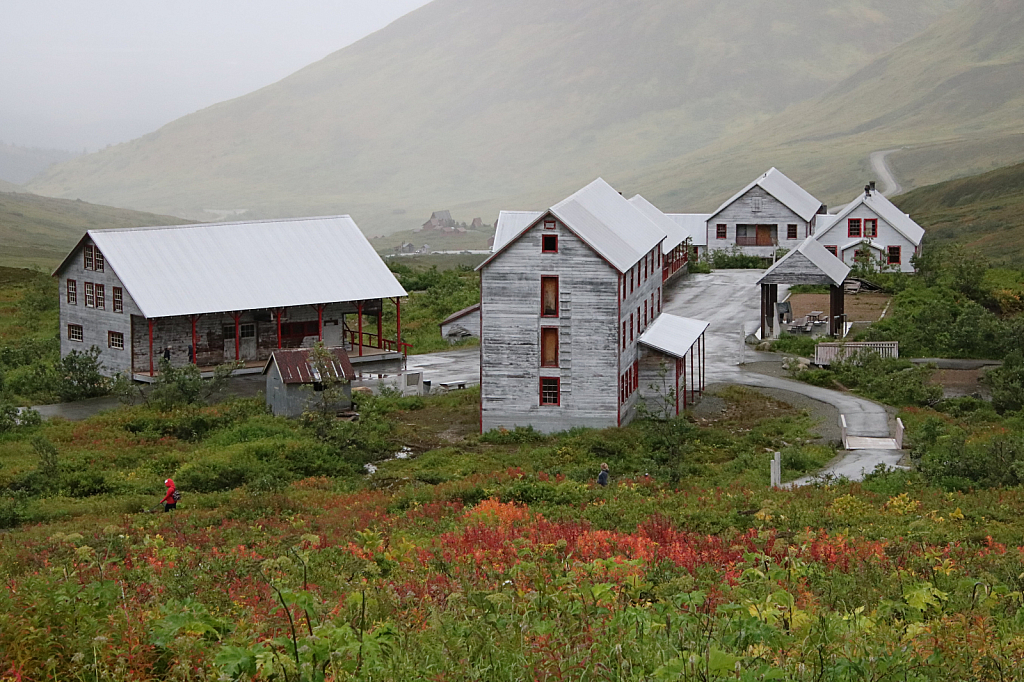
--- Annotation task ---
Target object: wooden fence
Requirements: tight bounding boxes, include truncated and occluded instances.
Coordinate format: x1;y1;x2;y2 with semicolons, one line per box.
815;341;899;366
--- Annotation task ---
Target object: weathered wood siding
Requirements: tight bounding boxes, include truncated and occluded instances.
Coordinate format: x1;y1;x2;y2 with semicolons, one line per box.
440;310;481;343
758;252;837;286
265;361;353;418
637;349;677;419
618;244;663;427
482;218;623;434
708;187;810;256
815;203;920;273
58;240;140;376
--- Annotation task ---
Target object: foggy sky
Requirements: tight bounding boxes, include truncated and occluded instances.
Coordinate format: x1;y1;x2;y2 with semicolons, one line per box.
0;0;432;152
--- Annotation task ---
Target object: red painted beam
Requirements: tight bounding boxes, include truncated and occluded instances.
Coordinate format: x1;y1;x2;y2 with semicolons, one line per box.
356;301;363;357
148;318;154;376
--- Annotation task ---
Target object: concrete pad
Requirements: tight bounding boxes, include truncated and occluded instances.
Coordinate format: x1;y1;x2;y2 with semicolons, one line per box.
789;449;908;486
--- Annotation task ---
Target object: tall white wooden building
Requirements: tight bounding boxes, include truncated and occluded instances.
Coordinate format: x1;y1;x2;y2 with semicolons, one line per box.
480;179;708;434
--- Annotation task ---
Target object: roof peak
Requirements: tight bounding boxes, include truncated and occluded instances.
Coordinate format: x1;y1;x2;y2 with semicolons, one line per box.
90;214;354;235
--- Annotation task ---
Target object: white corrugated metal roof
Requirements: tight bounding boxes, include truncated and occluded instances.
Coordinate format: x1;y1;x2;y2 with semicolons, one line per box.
816;191;925;246
667;214;711;246
638;314;709;359
59;216;407;319
628;195;689;251
839;239;885;253
549;178;666;273
760;236;851;287
815;214;839;233
711;168;823;222
492;211;543;252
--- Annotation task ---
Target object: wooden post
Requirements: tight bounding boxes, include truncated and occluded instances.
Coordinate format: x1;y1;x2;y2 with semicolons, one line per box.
682;353;687;410
148;318;154;377
690;346;695;404
760;284;768;340
276;308;283;349
232;312;241;361
316;304;324;342
675;357;680;416
395;297;402;355
376;300;383;349
829;284;845;337
190;315;199;365
356;301;363;357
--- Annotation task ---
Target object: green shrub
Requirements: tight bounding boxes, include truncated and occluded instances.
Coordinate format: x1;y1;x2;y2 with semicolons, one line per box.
480;426;547;444
984;352;1024;414
62;470;114;498
710;249;765;269
771;334;817;357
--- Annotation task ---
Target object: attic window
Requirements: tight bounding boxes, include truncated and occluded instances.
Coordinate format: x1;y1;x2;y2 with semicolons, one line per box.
543;219;557;230
542;234;558;253
752;197;763;212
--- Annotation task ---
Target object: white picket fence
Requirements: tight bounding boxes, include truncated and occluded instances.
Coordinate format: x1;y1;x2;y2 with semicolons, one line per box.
815;341;899;366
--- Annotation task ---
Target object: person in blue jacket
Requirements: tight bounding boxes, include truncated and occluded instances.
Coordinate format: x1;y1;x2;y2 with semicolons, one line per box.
597;463;609;487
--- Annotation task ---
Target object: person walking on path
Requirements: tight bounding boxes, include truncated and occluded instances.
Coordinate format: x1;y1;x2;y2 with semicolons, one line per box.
159;478;179;512
597;463;610;487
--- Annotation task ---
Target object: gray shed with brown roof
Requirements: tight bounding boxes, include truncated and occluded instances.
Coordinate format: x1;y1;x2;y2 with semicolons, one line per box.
263;347;353;418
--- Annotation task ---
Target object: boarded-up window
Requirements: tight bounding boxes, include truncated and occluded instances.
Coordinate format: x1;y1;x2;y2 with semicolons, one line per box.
541;327;559;367
887;246;901;265
540;377;560;406
787;224;798;240
848;219;862;238
541;277;558;317
864;219;878;238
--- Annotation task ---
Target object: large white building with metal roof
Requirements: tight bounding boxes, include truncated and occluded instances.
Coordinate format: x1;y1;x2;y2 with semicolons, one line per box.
478;178;708;433
54;215;408;379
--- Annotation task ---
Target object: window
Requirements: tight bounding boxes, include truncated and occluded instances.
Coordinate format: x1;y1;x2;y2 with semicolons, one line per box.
622;321;627;350
66;279;77;305
68;324;83;342
644;300;648;327
540;377;560;406
629;314;634;342
83;245;94;270
637;306;641;335
825;245;838;257
657;249;661;268
543;219;557;230
542;234;558;253
540;327;559;367
108;331;124;350
808;223;814;237
864;219;878;238
657;288;662;314
95;284;105;310
84;282;95;308
787;224;798;240
94;249;104;272
887;245;901;265
629;269;634;294
716;224;727;239
112;287;123;313
752;196;763;212
540;277;559;317
848;218;862;238
239;323;256;339
644;257;648;281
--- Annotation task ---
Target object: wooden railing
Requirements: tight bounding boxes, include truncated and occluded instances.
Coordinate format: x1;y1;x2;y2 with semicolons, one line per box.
815;341;899;366
345;330;413;356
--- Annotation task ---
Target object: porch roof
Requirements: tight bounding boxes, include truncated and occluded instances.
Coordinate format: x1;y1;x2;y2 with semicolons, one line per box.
638;314;710;359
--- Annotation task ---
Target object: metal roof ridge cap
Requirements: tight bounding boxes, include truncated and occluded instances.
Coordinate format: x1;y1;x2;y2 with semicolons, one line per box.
90;214;355;234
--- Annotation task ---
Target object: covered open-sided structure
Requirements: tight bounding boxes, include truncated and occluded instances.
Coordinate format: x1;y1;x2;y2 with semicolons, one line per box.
54;216;409;380
637;314;710;416
757;237;851;339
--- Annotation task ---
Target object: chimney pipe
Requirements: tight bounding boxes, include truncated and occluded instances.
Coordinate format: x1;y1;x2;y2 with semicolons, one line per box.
870;181;876;192
865;184;872;197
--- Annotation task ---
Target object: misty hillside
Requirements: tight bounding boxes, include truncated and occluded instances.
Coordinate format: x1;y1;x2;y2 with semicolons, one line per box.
28;0;965;230
0;192;188;269
634;0;1024;209
893;160;1024;265
0;143;78;185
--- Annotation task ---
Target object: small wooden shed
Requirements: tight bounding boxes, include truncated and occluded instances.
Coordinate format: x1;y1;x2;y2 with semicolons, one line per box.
757;237;851;339
439;303;481;344
263;347;353;418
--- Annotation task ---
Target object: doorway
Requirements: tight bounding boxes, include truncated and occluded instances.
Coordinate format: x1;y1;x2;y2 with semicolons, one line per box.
756;225;775;246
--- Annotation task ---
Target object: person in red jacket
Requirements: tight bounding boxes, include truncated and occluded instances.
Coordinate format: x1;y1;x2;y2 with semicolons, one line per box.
160;478;178;512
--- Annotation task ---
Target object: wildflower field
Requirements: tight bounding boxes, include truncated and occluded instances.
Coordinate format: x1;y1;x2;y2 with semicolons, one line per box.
3;382;1024;682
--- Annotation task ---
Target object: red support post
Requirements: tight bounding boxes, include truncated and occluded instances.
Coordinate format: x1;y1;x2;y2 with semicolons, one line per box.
277;308;283;349
675;357;680;416
682;353;687;410
356;301;363;357
190;315;200;365
233;312;241;361
317;305;324;342
690;347;695;405
701;332;705;392
148;318;154;377
395;297;402;356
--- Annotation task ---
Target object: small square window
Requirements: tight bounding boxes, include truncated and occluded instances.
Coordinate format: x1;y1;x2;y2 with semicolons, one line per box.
113;287;123;313
543;219;557;230
68;324;83;342
542;234;558;253
239;323;256;339
66;279;77;305
540;377;560;406
108;331;124;350
716;224;727;239
887;246;901;265
787;224;798;240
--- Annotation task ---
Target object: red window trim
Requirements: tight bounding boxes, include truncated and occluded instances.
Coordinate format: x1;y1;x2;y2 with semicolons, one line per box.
95;283;105;310
787;224;798;240
67;323;83;342
622;320;627;350
644;300;648;326
540;326;559;368
107;330;124;350
83;245;94;270
539;377;561;406
540;276;559;318
66;279;77;305
825;245;838;257
887;245;901;265
84;282;95;308
629;314;634;342
112;286;123;313
848;218;862;238
542;234;558;253
716;224;727;239
543;219;557;230
864;219;878;238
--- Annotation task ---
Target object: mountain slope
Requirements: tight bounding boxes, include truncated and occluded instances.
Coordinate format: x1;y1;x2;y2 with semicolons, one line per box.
28;0;963;229
0;192;188;269
632;0;1024;210
892;160;1024;266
